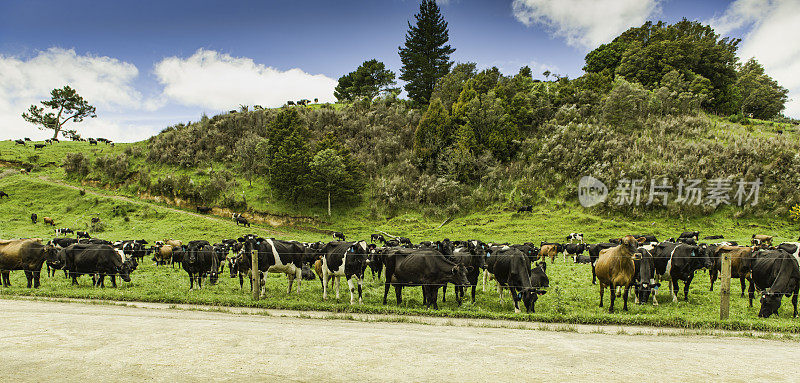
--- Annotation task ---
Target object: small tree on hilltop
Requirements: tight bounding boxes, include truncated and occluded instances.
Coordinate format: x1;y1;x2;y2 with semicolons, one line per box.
22;85;96;140
335;59;399;101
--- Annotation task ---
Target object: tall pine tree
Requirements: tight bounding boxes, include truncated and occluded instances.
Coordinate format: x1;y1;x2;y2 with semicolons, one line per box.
398;0;455;106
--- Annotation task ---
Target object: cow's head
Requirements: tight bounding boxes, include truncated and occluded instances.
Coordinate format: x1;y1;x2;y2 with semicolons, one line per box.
620;235;638;254
758;290;783;318
530;261;549;291
119;260;133;283
450;264;470;287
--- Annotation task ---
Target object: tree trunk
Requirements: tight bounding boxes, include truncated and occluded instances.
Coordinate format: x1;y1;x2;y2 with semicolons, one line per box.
52;128;60;140
327;191;331;216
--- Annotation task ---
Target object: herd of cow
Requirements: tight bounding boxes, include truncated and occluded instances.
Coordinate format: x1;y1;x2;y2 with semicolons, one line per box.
0;229;798;318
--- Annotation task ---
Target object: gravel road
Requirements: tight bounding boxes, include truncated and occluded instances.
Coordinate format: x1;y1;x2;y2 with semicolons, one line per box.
0;299;796;382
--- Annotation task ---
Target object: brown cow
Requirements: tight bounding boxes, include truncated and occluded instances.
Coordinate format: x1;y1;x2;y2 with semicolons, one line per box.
165;239;182;249
711;245;756;304
43;217;55;226
539;244;558;263
157;245;173;266
595;235;638;312
751;234;773;248
0;239;57;288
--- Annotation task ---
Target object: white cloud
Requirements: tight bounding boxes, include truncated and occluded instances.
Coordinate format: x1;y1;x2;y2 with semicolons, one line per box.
0;48;156;141
512;0;660;50
153;49;337;110
709;0;800;117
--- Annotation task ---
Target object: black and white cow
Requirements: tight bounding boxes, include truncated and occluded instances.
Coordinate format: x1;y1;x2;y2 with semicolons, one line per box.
76;231;90;239
566;233;584;243
319;241;369;304
55;228;74;236
30;213;37;224
255;238;309;296
332;232;346;241
370;234;385;243
653;242;711;303
382;247;469;309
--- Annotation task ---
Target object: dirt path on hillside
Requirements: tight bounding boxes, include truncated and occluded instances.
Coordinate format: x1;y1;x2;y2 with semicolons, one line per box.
32;175;283;236
0;299;797;382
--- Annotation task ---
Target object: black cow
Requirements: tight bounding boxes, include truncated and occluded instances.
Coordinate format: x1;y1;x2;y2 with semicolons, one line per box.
443;240;486;303
564;243;586;262
332;232;346;241
23;137;30;141
33;143;45;149
14;139;25;145
751;247;800;318
485;247;543;313
587;243;615;284
0;191;8;199
196;206;212;214
367;244;384;280
574;254;591;264
678;231;700;241
653;242;710;303
76;231;90;239
517;205;532;213
88;138;97;145
62;244;133;287
319;241;370;304
30;213;37;223
703;235;724;240
398;237;412;247
50;237;78;248
172;245;185;268
631;234;658;243
371;234;385;243
383;248;469;309
182;241;219;289
234;215;250;227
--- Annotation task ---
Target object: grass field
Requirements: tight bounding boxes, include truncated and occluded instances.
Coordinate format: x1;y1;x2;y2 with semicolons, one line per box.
1;171;800;333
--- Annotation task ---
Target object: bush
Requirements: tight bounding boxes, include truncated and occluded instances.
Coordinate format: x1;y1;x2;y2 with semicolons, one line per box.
63;153;91;178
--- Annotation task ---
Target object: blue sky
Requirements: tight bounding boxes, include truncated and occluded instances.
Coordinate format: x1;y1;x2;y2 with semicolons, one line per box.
1;0;797;141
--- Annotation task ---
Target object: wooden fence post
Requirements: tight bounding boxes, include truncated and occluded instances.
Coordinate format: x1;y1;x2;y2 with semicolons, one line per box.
251;243;260;301
720;252;731;320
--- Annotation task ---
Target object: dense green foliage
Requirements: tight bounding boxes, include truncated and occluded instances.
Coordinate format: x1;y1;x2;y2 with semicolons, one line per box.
398;0;455;105
736;58;789;119
334;59;399;101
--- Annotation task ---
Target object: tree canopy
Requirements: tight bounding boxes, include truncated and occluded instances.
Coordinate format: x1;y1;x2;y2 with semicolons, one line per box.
22;85;96;139
398;0;455;106
334;59;398;101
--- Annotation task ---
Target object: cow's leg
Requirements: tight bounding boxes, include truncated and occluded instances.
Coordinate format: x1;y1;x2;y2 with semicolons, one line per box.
634;285;640;304
442;284;447;303
260;273;266;297
24;270;33;288
740;276;747;298
295;268;302;293
748;278;755;308
608;283;616;312
684;275;693;301
347;276;356;304
1;271;7;287
322;268;329;300
792;288;799;318
111;275;117;288
482;270;487;292
591;264;597;285
287;273;294;294
497;282;504;304
357;277;363;304
670;278;678;303
599;283;604;308
188;273;194;290
71;271;78;286
709;269;717;291
33;270;41;288
622;284;631;311
334;276;341;300
92;274;98;287
383;281;391;305
395;285;403;306
430;286;439;310
512;288;521;314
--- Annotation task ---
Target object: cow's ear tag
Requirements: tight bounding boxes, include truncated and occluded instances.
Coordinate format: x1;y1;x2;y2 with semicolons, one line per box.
517;292;522;299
